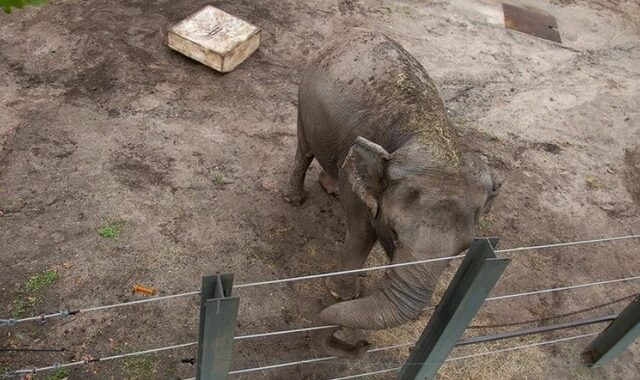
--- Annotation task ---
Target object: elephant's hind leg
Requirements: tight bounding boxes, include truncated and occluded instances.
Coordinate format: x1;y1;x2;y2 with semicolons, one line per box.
284;111;314;205
319;171;339;196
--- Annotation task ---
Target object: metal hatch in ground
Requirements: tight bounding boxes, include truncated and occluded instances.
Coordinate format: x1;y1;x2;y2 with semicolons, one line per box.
503;3;561;43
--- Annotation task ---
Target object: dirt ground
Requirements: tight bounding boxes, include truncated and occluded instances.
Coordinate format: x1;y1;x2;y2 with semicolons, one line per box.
1;0;639;379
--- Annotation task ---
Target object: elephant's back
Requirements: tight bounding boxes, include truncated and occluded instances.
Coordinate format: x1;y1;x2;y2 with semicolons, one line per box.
298;30;456;177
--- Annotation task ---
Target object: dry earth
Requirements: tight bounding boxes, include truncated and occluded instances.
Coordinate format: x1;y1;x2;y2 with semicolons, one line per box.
1;0;639;379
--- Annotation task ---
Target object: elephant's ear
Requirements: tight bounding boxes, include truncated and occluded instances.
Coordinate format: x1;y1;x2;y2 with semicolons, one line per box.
342;137;390;218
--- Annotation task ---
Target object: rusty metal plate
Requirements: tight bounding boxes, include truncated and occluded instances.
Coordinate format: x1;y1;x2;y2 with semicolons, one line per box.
503;3;561;43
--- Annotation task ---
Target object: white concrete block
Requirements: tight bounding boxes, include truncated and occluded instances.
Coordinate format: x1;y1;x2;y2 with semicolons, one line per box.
168;6;260;73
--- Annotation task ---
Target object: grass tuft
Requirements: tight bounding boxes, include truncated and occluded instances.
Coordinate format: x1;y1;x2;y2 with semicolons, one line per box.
211;172;233;187
44;367;70;380
10;269;58;317
98;221;123;238
25;269;58;292
478;216;491;231
122;356;156;380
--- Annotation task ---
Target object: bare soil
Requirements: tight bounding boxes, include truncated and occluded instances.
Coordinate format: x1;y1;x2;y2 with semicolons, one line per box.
1;0;639;379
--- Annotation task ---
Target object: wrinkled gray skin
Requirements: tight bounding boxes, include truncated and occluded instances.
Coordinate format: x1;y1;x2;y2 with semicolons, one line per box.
284;30;500;334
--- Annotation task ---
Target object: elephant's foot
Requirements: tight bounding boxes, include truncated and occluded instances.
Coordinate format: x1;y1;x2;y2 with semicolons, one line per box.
325;275;361;300
283;188;305;205
324;331;370;359
319;171;339;196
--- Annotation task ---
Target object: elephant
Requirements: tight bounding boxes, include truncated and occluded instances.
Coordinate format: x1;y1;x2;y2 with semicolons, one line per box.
284;29;500;346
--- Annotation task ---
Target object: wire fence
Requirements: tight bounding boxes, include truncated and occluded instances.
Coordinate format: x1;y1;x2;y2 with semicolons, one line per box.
6;319;608;378
1;291;202;326
325;332;601;380
8;342;199;376
484;274;640;301
179;332;601;380
2;234;639;378
3;234;639;328
471;293;637;329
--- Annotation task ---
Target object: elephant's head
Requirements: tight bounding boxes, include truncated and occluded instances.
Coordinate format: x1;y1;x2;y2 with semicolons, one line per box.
319;137;500;330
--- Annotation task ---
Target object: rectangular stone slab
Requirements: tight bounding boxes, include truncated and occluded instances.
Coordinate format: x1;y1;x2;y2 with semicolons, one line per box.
503;3;561;43
168;5;260;72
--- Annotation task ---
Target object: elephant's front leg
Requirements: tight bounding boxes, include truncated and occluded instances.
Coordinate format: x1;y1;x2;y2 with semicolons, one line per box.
325;218;377;300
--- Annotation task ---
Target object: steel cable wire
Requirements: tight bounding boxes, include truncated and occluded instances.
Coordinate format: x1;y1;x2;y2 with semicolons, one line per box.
3;234;638;327
325;332;599;380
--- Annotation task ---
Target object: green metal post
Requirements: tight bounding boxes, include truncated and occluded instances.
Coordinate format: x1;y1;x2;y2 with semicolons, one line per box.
196;273;240;380
398;238;510;380
582;294;640;367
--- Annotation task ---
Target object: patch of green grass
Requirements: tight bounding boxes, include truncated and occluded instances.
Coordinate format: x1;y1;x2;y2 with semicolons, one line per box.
122;356;156;380
11;269;58;317
478;216;492;231
98;221;123;238
25;269;58;292
44;368;70;380
2;0;49;14
211;172;231;187
12;296;39;317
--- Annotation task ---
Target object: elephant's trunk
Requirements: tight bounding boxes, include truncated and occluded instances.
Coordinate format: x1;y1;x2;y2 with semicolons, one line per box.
319;236;466;330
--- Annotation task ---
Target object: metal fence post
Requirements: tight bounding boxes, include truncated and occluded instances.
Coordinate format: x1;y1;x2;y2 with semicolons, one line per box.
582;294;640;367
196;273;240;380
398;238;510;380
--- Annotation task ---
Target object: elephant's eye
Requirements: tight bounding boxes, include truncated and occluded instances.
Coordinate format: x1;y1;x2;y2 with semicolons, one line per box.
391;229;399;243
